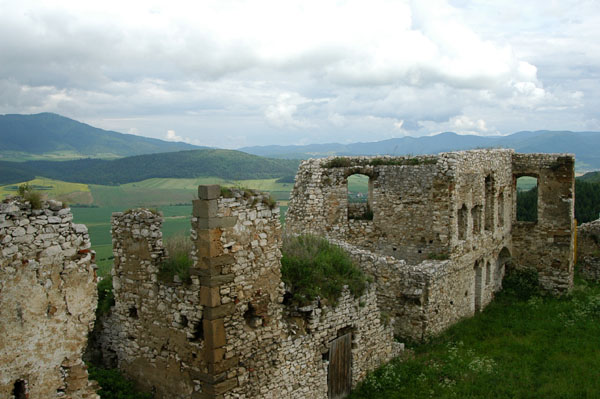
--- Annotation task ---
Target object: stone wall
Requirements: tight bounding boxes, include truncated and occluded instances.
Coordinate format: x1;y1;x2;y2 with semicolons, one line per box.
331;240;508;340
102;186;400;398
511;153;575;293
577;219;600;280
0;199;98;399
286;150;575;338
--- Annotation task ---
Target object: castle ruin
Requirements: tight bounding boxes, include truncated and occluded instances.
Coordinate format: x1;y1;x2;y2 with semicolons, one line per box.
0;199;99;398
286;149;575;339
1;148;579;399
98;187;400;399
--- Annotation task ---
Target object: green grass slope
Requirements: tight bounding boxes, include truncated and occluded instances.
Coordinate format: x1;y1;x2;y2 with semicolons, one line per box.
0;112;199;159
350;274;600;399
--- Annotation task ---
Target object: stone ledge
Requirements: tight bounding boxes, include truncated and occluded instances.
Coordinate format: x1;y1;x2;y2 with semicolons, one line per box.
203;303;235;320
198;185;221;200
199;274;234;287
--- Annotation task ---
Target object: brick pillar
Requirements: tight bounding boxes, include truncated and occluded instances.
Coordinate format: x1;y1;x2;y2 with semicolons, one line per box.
192;185;238;399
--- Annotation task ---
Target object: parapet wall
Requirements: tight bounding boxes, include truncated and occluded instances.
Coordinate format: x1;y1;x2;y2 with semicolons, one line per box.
103;186;400;398
0;199;98;399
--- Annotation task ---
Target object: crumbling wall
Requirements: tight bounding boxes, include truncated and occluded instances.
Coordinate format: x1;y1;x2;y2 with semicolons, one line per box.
286;150;514;266
0;199;98;399
511;153;575;293
577;219;600;280
331;240;507;340
103;186;400;399
101;209;205;398
286;150;574;338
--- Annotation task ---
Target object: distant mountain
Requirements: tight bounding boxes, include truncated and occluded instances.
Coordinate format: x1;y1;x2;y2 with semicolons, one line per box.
239;130;600;170
0;113;201;160
579;171;600;184
0;149;300;185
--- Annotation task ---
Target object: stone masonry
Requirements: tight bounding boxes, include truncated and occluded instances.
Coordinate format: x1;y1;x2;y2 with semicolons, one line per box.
577;219;600;281
286;150;575;339
101;186;400;398
0;198;99;399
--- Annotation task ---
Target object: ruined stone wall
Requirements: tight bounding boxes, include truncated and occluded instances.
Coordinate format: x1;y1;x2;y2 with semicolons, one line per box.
103;186;399;399
0;199;98;399
577;219;600;281
286;150;574;337
511;153;575;293
100;209;205;398
331;240;507;340
286;150;514;265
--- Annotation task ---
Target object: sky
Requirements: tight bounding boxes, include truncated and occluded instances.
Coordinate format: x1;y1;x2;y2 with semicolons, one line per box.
1;0;599;148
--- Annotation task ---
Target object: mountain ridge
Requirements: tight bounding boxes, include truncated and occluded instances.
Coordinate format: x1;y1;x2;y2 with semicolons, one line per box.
0;112;201;159
239;130;600;170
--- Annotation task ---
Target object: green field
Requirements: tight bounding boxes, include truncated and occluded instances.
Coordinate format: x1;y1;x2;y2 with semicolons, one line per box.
61;177;295;277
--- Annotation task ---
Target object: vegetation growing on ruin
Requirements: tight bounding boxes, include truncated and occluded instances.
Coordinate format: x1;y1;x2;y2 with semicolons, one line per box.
280;235;370;306
96;276;115;317
88;366;152;399
350;271;600;399
323;156;437;168
158;234;193;284
17;183;43;209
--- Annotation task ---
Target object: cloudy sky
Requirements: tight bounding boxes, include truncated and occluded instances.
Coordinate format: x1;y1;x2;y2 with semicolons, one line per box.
1;0;599;148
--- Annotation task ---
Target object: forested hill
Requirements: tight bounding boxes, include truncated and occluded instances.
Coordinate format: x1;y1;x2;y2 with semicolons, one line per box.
0;149;300;185
0;113;199;158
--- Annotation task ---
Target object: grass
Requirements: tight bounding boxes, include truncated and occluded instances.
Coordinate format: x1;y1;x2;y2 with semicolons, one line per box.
0;177;90;201
87;365;152;399
350;272;600;399
281;235;370;306
324;156;437;168
158;234;194;284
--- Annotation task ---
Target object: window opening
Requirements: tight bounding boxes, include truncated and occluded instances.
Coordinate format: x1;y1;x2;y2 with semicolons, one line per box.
458;204;468;240
516;176;538;222
485;175;495;231
497;191;505;227
347;174;373;220
13;380;27;399
471;205;482;236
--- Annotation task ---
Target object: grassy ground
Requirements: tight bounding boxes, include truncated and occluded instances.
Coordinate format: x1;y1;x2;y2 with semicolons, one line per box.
0;177;90;201
350;274;600;399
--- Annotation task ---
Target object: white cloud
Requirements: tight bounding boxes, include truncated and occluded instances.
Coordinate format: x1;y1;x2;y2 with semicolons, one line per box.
0;0;597;147
165;129;186;142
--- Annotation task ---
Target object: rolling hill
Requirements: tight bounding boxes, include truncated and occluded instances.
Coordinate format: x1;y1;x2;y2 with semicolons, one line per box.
0;149;300;185
0;113;200;160
240;130;600;170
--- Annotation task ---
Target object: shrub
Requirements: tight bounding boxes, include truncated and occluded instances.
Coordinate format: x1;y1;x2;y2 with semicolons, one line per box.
220;186;234;198
281;235;370;306
97;276;115;317
17;183;43;209
428;252;450;261
262;194;278;209
502;266;540;300
87;365;152;399
158;235;193;284
324;157;353;168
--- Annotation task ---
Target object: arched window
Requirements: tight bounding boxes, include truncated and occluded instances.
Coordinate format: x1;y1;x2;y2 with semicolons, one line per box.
13;379;27;399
